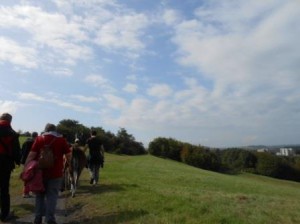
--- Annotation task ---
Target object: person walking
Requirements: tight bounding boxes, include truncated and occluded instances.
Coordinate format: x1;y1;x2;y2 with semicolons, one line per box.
25;123;72;224
86;130;104;186
0;113;21;222
21;131;38;198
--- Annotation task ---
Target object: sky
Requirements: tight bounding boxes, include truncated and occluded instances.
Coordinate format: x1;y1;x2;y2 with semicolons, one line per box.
1;0;300;148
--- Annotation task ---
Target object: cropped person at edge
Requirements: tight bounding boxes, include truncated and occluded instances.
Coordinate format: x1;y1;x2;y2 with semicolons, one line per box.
0;113;21;222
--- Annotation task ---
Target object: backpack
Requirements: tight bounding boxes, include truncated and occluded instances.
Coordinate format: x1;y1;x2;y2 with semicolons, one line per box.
38;136;56;169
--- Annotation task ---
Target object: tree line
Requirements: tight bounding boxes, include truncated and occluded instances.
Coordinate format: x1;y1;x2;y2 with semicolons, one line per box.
21;119;146;155
21;120;300;182
148;137;300;182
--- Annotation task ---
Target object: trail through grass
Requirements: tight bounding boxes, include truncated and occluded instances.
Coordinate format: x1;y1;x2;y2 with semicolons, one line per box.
10;153;300;224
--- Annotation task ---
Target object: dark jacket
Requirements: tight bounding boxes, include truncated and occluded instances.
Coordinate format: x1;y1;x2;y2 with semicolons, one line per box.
86;136;104;166
21;138;35;164
0;120;21;170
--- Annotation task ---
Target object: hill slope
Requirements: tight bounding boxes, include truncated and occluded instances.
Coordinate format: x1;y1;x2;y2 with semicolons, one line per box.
11;153;300;224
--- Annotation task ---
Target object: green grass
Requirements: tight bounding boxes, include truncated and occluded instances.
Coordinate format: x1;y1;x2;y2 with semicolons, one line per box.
10;153;300;223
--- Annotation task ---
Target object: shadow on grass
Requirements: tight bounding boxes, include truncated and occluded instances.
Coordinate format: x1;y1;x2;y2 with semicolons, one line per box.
66;209;148;224
56;201;84;217
73;182;139;195
13;202;35;213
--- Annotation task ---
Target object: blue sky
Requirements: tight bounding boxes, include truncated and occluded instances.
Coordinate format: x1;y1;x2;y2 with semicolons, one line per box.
1;0;300;148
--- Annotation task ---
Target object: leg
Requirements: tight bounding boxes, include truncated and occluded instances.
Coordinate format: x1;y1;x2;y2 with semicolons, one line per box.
44;178;62;223
23;182;31;197
0;156;12;222
0;168;11;221
70;169;76;197
35;192;46;223
89;163;95;184
93;164;101;185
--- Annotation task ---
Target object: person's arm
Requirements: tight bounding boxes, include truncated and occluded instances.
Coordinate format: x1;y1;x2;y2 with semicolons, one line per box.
12;133;21;166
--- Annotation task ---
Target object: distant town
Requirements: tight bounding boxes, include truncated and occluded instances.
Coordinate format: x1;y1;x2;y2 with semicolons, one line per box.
244;145;300;156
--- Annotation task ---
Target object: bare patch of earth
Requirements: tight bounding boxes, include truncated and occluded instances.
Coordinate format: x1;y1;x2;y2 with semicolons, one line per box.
4;192;83;224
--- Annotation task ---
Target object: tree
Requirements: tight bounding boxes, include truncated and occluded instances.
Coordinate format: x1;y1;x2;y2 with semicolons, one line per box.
57;119;90;144
148;137;181;160
114;128;146;155
221;148;257;172
255;152;281;177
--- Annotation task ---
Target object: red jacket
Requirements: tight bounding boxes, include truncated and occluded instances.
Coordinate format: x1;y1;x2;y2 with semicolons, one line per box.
31;132;71;179
21;160;44;193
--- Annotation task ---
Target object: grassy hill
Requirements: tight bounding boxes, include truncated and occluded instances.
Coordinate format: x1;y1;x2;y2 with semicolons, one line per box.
10;153;300;224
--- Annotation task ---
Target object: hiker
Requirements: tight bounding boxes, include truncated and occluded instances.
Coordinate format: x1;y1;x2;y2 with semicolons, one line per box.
0;113;21;222
21;131;38;198
24;123;72;224
86;130;104;186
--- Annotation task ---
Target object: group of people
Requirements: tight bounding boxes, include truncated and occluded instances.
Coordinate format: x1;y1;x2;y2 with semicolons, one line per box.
0;113;105;224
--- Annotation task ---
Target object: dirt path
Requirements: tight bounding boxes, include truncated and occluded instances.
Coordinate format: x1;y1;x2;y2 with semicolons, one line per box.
4;192;73;224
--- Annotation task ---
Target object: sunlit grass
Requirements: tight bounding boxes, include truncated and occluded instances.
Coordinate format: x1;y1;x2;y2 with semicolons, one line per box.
10;153;300;223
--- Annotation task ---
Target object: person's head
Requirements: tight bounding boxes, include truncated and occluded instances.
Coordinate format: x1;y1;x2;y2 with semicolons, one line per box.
91;130;97;136
75;138;80;143
32;132;38;138
44;123;56;132
0;113;12;123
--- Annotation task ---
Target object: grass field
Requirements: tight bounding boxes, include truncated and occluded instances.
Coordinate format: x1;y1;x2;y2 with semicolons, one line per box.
10;150;300;224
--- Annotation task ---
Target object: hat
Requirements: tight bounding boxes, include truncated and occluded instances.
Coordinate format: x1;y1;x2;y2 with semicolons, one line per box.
0;113;12;122
75;138;80;143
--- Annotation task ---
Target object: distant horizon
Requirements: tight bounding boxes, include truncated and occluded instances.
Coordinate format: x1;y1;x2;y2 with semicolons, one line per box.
17;124;300;150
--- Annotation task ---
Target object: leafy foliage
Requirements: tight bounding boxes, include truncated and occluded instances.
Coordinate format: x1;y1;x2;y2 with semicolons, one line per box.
149;137;220;171
221;148;257;172
57;119;146;155
148;137;300;182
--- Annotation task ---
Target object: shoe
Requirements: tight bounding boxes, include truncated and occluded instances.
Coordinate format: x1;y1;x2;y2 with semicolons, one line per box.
33;216;42;224
90;178;94;184
93;180;98;186
47;220;57;224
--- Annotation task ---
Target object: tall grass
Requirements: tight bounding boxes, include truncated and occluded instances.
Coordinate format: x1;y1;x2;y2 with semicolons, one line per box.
10;151;300;223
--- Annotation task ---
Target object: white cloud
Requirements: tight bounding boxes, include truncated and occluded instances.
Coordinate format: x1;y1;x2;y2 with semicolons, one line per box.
162;9;181;26
0;5;92;67
53;0;119;11
147;84;173;98
53;68;73;77
173;1;300;94
123;83;137;93
0;101;19;114
94;13;149;52
71;95;100;103
84;74;116;92
84;74;108;87
18;92;45;101
110;98;151;126
0;37;37;68
17;92;93;113
104;94;126;109
50;98;92;113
